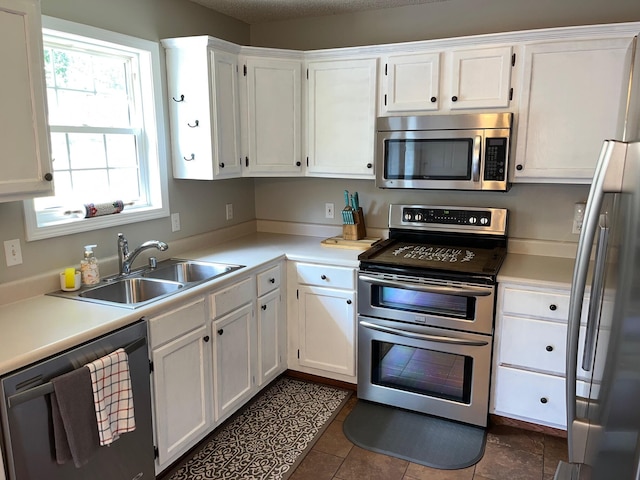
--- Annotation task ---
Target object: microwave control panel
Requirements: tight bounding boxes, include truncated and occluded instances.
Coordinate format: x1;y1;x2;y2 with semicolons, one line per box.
483;138;508;181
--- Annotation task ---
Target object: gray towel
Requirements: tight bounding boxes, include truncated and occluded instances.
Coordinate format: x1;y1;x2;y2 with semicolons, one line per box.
51;366;100;467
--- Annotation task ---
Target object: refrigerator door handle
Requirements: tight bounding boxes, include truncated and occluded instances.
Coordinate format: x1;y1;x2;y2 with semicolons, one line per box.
566;140;627;464
581;214;609;372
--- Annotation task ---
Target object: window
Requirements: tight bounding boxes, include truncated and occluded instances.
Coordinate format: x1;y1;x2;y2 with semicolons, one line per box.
23;17;168;240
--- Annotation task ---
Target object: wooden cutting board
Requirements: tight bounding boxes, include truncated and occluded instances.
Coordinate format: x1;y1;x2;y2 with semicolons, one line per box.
320;236;382;250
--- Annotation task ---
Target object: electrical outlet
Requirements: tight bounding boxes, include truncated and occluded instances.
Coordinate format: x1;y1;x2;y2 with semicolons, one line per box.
226;203;233;220
325;203;335;219
572;202;586;234
171;212;181;232
4;239;23;266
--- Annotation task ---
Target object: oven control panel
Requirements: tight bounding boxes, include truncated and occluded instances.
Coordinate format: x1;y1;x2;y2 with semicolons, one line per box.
402;207;492;226
389;204;508;236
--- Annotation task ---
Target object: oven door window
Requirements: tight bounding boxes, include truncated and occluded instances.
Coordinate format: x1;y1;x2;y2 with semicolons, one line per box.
384;138;473;180
371;340;473;404
374;285;475;320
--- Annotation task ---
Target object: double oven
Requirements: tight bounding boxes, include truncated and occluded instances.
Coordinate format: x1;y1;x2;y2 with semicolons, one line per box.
357;205;508;427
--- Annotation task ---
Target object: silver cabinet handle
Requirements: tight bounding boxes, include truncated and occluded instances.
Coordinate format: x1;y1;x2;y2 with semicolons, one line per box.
359;320;489;347
358;275;492;297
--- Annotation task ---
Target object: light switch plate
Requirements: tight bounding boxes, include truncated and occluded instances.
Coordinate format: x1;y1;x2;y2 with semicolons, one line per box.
226;203;233;220
171;213;181;232
4;239;23;266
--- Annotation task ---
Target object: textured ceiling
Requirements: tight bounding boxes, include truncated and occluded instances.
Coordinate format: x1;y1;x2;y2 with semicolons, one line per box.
189;0;451;24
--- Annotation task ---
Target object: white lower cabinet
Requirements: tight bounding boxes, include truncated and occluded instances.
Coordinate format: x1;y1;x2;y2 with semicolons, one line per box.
148;298;213;472
289;262;357;383
149;262;287;475
491;282;608;430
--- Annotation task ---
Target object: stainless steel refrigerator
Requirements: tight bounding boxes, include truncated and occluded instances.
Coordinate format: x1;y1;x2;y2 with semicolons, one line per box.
555;36;640;480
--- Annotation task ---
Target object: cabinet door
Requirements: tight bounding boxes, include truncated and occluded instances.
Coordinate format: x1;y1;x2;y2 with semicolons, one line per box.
151;324;212;468
514;38;632;183
0;0;53;201
306;58;377;178
166;46;214;180
243;56;302;175
257;288;284;386
449;46;513;110
297;285;356;376
381;52;440;113
213;303;255;420
210;49;242;178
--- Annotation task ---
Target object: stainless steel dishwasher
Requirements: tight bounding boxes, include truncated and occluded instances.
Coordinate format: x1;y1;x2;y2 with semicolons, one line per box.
0;320;155;480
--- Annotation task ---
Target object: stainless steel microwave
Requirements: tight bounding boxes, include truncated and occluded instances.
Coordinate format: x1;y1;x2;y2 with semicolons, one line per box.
376;112;513;191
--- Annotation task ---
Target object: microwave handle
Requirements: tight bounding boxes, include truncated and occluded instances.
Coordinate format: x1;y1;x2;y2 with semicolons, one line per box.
472;136;481;182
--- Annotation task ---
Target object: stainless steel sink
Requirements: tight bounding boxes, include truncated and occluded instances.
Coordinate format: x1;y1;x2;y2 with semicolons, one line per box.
79;277;184;305
49;258;245;308
143;259;244;284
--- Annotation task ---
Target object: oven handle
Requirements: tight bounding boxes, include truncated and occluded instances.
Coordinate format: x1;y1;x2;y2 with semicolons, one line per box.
359;320;490;347
358;275;492;297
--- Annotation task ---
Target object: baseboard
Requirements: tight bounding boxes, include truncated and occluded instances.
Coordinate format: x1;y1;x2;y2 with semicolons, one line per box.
284;369;357;392
489;414;567;438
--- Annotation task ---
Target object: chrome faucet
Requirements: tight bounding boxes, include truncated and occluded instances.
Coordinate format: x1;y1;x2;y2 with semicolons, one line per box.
118;233;168;275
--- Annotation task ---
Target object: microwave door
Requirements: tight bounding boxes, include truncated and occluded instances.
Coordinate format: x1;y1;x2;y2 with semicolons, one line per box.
376;129;485;191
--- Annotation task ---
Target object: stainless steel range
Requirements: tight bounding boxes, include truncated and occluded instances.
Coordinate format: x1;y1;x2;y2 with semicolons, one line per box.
357;204;508;427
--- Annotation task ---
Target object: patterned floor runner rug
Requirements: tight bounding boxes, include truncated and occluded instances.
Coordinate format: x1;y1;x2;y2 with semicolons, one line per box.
164;376;351;480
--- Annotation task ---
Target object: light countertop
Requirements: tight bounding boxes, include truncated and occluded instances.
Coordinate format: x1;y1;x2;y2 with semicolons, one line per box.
0;232;362;376
497;253;577;289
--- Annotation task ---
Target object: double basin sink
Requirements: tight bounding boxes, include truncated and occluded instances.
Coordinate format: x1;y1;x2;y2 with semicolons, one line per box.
54;259;244;308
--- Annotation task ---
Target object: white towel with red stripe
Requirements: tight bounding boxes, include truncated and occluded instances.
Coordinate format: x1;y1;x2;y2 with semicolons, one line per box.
86;348;136;446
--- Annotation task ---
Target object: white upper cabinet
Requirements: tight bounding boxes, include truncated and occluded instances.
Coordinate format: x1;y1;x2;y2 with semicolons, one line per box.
380;45;513;114
514;37;633;183
163;37;241;180
306;57;378;178
240;53;303;176
0;0;53;202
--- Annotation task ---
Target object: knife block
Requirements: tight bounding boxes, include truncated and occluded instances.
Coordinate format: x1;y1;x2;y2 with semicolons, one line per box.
343;207;366;240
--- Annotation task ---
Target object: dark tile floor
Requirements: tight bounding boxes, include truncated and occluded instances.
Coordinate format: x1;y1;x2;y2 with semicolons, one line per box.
290;396;568;480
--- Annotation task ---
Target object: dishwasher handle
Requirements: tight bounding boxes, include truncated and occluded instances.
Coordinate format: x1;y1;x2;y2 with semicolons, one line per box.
7;336;147;409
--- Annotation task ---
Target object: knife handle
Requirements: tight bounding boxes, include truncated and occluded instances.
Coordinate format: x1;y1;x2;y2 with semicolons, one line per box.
354;192;359;210
344;190;350;207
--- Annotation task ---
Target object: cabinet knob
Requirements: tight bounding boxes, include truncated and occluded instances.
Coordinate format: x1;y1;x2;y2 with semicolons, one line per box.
261;304;267;310
540;397;548;404
217;329;224;335
366;163;373;169
430;96;437;103
184;153;195;161
516;164;523;171
187;120;199;128
219;162;225;168
44;173;53;181
347;299;352;305
321;274;327;280
549;304;557;311
546;345;554;352
296;161;301;167
451;95;458;102
203;335;210;343
269;278;275;283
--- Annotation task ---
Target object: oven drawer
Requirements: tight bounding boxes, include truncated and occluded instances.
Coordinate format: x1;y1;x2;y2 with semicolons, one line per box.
296;263;355;290
493;366;566;428
501;287;570;322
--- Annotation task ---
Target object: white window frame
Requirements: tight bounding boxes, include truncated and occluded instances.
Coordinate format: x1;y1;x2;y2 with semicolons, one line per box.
23;16;169;241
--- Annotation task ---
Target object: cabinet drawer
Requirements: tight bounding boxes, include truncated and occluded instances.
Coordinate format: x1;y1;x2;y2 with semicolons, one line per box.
296;263;355;290
499;316;566;375
148;298;206;348
257;265;281;297
493;366;566;428
502;287;570;322
210;277;254;319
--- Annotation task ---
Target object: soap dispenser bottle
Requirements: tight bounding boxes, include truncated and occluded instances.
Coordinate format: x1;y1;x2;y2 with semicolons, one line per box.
80;244;100;285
